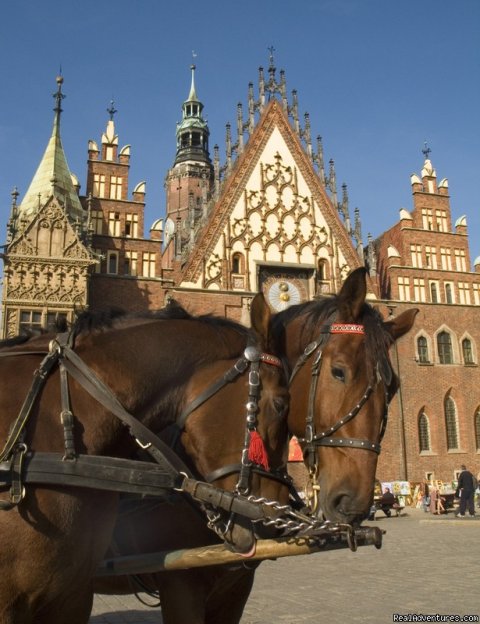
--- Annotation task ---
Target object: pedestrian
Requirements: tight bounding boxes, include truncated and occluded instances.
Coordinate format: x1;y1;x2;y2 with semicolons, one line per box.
380;487;396;517
455;465;476;518
436;487;446;515
421;481;430;512
429;484;438;514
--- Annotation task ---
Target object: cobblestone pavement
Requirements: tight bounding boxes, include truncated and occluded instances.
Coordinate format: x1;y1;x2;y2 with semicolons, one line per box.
90;508;480;624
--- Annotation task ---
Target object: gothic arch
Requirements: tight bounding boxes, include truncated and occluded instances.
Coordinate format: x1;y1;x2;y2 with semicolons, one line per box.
434;324;459;364
474;407;480;451
231;251;245;274
414;330;432;364
460;331;476;365
444;390;460;450
418;409;431;452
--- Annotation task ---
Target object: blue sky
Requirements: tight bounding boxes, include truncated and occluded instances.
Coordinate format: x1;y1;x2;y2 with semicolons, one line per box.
1;0;479;259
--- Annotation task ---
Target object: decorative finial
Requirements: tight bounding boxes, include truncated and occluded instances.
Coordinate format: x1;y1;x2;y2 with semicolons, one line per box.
11;186;19;206
422;141;431;160
267;45;275;68
107;99;117;121
191;50;197;71
53;72;66;115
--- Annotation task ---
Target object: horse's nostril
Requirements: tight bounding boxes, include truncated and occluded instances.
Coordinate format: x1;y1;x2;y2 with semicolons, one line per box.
332;492;351;514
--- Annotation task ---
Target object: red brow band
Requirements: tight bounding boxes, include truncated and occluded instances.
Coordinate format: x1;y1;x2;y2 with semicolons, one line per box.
330;323;365;335
260;353;283;368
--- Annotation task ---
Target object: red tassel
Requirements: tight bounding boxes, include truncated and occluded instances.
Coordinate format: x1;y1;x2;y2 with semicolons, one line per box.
248;431;269;471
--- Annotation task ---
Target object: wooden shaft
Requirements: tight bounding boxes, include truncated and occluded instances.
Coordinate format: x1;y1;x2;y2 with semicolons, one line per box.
96;527;383;576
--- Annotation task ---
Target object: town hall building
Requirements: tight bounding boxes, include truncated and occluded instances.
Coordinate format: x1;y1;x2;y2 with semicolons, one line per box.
2;56;479;486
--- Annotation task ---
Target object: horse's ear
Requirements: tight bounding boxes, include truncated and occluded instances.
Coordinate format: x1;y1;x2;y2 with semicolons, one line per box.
337;267;367;320
384;308;419;340
250;292;271;347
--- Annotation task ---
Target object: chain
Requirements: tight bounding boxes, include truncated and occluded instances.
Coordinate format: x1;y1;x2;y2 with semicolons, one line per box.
200;491;363;554
246;493;346;536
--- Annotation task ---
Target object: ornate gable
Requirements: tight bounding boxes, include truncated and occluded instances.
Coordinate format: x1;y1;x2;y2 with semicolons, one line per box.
9;197;92;262
180;99;363;301
3;196;95;336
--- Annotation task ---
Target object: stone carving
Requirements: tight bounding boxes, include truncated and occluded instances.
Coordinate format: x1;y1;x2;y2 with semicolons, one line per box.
2;195;95;337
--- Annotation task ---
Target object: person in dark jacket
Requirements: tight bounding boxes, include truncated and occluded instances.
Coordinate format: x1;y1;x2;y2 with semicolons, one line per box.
455;465;476;517
380;488;397;517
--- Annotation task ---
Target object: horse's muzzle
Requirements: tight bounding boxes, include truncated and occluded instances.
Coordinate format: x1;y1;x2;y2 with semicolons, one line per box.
320;491;369;527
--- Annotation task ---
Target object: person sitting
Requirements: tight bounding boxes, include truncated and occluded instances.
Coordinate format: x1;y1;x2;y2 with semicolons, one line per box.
380;487;396;517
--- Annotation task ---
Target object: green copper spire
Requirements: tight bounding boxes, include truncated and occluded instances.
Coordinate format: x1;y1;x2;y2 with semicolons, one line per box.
16;75;84;222
174;63;210;166
187;64;199;102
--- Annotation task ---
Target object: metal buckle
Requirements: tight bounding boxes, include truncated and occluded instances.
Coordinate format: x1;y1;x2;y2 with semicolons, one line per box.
234;358;249;374
248;369;260;386
173;471;188;492
304;342;319;356
305;423;314;443
135;438;152;450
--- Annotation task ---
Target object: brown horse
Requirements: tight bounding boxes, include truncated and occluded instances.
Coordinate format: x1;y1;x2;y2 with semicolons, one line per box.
0;294;289;624
94;268;417;623
270;267;418;524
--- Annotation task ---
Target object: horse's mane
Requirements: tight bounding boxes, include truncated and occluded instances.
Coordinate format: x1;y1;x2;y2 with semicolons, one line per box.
271;294;397;393
0;334;32;349
70;301;251;340
0;301;252;352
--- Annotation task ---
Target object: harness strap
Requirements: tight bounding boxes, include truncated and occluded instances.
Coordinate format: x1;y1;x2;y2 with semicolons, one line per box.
0;452;181;496
59;362;76;460
310;385;375;441
58;346;190;477
0;349;60;463
176;357;249;430
176;352;283;430
180;478;281;522
315;437;381;454
205;462;287;485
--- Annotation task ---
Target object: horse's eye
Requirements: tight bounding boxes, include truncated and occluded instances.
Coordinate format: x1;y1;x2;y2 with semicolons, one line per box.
331;366;346;382
273;397;288;416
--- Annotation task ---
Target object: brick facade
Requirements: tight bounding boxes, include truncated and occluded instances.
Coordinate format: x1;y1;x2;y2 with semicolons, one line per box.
4;71;480;487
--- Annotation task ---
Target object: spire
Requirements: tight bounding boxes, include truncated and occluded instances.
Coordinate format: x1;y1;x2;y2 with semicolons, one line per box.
53;73;65;131
174;62;211;166
187;63;199;102
16;75;84;222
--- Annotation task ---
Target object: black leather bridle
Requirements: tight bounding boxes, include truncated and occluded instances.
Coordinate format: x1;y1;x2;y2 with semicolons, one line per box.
174;344;289;496
290;322;391;478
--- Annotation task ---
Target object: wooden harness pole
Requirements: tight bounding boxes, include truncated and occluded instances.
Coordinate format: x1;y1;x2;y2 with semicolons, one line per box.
96;526;383;576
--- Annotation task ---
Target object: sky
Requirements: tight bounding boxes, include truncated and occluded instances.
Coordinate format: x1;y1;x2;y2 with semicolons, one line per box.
1;0;479;259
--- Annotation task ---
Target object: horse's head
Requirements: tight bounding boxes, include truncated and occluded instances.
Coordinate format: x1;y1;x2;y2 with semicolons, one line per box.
178;293;290;554
273;267;417;526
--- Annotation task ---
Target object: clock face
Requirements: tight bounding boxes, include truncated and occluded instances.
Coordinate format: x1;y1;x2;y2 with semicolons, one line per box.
266;279;302;311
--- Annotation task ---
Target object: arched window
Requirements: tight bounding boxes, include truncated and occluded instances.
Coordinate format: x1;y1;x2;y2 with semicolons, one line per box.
437;331;453;364
418;412;431;452
445;283;453;304
444;396;459;450
231;253;243;274
430;282;438;303
475;410;480;451
417;336;429;363
462;338;474;364
317;259;329;281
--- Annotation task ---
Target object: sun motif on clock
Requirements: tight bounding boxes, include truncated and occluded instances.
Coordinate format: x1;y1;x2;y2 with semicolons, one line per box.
265;279;302;311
